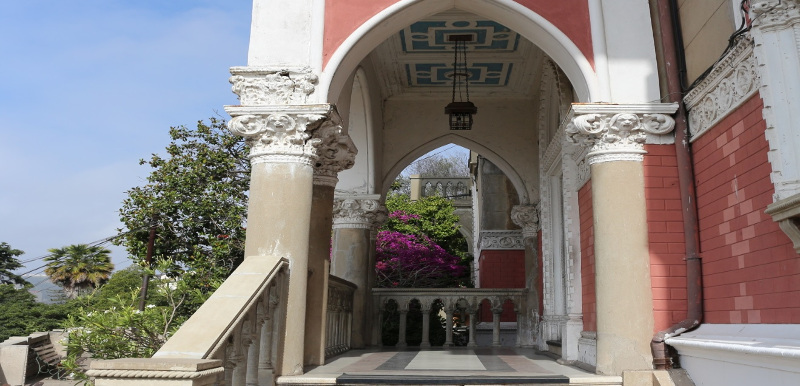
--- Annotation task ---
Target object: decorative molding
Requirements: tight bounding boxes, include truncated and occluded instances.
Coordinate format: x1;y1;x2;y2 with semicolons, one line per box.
684;37;759;141
764;191;800;253
751;0;800;31
478;230;524;250
332;195;384;229
225;105;334;166
565;104;679;165
229;67;318;105
312;121;357;186
541;129;563;174
511;204;540;239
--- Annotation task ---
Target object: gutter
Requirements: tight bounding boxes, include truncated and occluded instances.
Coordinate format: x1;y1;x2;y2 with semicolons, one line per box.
649;0;704;369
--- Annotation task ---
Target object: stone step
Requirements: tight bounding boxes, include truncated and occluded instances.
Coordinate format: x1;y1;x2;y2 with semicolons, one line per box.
547;339;563;357
278;374;623;386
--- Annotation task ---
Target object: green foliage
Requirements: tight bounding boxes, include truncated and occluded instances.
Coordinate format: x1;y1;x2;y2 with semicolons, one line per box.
0;242;27;286
116;118;249;280
87;265;146;311
0;284;73;341
384;193;469;260
45;244;114;299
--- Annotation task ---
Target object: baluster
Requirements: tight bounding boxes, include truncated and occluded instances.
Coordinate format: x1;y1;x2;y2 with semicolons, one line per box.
444;302;454;347
247;302;266;386
397;302;408;348
467;306;478;348
420;301;431;349
259;284;277;374
233;318;253;386
224;342;238;386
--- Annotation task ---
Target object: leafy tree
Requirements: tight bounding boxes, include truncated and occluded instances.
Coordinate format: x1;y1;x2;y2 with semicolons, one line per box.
406;152;469;177
0;242;27;286
0;284;73;341
116;118;249;280
384;193;469;258
45;244;114;299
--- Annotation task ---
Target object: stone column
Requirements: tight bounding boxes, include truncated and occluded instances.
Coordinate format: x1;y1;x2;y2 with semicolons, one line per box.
566;103;677;375
467;307;478;347
511;204;540;348
398;304;409;348
491;304;503;347
225;67;335;376
331;195;385;348
304;124;357;366
420;302;432;348
444;305;454;347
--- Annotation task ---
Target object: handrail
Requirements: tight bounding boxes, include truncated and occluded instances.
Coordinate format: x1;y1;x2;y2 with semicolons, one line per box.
325;275;356;359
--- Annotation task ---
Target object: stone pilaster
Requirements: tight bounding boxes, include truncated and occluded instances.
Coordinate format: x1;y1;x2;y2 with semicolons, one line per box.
510;204;541;348
304;121;357;366
331;195;386;348
224;66;338;376
566;103;677;376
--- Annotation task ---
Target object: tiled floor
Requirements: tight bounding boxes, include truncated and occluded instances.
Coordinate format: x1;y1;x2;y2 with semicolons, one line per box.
279;347;623;385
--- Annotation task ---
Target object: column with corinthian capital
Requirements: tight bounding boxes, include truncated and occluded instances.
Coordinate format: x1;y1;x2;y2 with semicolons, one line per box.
304;121;357;366
566;103;678;375
331;195;386;348
510;204;540;348
224;67;334;376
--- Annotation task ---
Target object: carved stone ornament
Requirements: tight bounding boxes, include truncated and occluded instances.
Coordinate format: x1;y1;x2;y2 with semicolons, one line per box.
565;104;678;164
511;204;540;239
684;36;759;141
332;195;384;229
750;0;800;31
479;230;524;250
225;105;334;165
229;67;318;105
313;121;358;187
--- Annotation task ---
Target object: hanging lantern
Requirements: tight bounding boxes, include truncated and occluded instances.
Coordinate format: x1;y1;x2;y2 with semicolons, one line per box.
445;34;477;130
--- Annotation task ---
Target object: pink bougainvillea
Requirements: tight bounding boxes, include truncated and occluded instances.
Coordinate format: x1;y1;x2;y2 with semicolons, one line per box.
375;229;466;288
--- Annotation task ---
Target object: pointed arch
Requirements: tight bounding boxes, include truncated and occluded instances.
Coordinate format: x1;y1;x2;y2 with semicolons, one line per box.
382;133;531;204
320;0;597;105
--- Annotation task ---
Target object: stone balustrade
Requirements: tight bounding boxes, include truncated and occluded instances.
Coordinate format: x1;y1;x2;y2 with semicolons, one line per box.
86;256;289;386
325;275;356;359
373;288;525;348
410;176;471;201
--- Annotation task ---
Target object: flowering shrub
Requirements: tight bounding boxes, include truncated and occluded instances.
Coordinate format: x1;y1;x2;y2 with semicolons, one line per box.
375;230;466;288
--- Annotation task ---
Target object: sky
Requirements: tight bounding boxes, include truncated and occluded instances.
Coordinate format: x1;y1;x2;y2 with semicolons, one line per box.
0;1;253;276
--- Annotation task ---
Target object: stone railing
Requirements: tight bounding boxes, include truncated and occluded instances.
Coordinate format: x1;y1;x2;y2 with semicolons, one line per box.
87;256;289;386
410;176;471;201
325;275;356;359
373;288;525;348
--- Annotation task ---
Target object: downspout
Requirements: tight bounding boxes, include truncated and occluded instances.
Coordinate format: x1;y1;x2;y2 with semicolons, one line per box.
650;0;703;369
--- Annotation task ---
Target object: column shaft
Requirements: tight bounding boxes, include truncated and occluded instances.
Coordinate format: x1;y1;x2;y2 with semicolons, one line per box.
591;160;654;374
398;311;408;347
421;311;431;348
331;227;370;348
304;184;334;365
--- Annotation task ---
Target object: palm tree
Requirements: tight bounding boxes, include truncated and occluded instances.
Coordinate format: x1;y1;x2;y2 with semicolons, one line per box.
44;244;115;299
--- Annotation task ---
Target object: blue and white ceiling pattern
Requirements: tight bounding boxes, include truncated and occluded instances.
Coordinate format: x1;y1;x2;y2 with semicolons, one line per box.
370;11;542;99
399;19;519;87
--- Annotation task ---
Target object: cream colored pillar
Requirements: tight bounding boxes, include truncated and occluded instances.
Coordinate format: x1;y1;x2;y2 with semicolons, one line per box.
304;125;357;366
511;204;540;348
566;103;678;376
225;67;339;376
331;195;386;348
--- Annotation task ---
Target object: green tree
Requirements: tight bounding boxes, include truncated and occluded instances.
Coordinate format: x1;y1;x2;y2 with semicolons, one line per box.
383;193;469;259
0;284;73;341
44;244;114;299
0;242;27;286
116;118;249;279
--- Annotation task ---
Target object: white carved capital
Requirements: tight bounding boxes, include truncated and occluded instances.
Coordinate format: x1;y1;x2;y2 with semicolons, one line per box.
225;105;335;166
565;103;678;164
511;204;540;239
312;120;357;187
229;67;318;105
332;195;385;230
751;0;800;31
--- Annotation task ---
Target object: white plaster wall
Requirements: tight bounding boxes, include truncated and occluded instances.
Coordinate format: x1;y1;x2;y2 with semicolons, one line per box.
380;98;539;203
247;0;324;72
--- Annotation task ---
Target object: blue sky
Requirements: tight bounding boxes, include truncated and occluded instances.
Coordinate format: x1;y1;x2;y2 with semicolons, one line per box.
0;1;253;275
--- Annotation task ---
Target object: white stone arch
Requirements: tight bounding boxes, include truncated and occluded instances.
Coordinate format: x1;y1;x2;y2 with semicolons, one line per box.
337;66;379;194
320;0;598;105
381;133;531;205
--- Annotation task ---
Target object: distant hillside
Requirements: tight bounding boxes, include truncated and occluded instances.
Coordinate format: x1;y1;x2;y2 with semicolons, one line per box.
25;275;67;304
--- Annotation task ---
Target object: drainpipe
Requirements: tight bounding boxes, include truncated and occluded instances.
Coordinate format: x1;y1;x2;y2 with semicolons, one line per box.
649;0;703;369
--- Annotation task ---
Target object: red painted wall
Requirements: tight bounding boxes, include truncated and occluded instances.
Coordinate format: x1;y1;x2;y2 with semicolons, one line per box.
478;249;525;322
323;0;593;67
579;180;596;331
644;144;688;332
692;93;800;324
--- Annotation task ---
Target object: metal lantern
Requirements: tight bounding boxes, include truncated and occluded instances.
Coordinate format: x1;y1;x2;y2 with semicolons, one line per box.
445;34;477;130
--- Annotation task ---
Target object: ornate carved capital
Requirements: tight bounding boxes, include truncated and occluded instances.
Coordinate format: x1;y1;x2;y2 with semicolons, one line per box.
751;0;800;31
225;105;335;166
312;120;357;187
511;204;540;239
565;104;678;165
332;195;384;230
229;67;318;105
